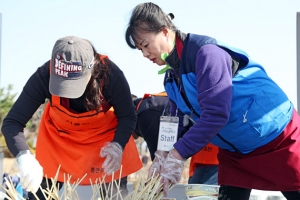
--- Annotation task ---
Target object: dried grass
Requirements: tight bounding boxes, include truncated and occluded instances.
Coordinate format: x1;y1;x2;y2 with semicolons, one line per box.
0;166;175;200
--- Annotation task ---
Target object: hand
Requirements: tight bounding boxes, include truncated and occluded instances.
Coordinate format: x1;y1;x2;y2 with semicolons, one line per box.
147;150;168;179
100;142;123;175
16;152;43;193
160;148;185;197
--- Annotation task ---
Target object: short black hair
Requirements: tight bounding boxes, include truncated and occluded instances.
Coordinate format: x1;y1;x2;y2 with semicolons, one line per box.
125;2;177;49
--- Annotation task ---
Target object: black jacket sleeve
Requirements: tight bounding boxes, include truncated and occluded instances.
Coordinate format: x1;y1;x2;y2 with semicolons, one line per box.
102;59;137;149
1;61;51;157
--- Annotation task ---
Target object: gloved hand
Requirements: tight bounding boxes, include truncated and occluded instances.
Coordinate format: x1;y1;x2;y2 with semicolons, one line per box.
100;142;123;175
160;148;185;197
16;152;43;193
147;150;168;179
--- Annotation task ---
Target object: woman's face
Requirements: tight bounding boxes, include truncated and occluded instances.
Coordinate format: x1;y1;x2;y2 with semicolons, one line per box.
135;29;173;66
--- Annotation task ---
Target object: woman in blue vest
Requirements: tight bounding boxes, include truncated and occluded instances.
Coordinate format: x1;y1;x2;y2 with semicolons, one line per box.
125;2;300;200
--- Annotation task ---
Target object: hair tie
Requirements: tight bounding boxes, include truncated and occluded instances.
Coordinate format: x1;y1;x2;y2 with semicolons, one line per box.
168;13;174;20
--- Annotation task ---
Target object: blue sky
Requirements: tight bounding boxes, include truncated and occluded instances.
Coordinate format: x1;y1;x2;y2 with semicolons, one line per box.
0;0;299;108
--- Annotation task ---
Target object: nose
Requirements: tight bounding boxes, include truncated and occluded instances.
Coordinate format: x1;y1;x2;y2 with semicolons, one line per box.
142;49;150;58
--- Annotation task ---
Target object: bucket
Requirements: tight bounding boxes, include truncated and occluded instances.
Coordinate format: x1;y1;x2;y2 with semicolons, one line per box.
185;184;219;200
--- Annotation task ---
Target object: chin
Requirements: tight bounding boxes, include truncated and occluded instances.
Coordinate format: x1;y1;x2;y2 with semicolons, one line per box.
156;61;165;66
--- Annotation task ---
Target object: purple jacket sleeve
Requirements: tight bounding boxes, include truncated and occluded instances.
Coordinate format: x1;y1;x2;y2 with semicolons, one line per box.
174;44;233;158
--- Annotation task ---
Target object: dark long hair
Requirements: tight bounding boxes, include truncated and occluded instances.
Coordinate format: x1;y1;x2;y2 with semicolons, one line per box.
84;42;111;111
125;2;177;49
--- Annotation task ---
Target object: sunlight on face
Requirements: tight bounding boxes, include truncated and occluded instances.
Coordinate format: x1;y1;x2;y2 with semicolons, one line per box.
135;30;172;66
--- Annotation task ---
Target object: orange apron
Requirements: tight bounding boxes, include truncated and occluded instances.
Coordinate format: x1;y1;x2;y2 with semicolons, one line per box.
189;143;219;177
36;95;142;185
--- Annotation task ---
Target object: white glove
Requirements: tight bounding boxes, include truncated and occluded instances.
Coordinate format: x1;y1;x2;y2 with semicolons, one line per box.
147;150;168;179
100;142;123;175
16;151;43;193
160;148;185;197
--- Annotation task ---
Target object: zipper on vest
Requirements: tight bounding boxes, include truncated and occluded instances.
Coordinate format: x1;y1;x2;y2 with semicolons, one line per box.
172;69;200;119
216;134;243;154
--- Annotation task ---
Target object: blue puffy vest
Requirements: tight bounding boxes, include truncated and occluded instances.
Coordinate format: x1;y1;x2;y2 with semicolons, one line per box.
164;33;293;154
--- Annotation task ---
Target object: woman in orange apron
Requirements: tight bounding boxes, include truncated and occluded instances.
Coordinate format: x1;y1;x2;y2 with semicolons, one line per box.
1;36;142;200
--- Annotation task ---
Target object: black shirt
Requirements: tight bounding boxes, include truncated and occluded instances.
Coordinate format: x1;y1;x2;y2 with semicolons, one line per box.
133;94;169;160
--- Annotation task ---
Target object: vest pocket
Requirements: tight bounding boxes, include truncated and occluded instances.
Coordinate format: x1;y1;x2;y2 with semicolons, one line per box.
220;98;278;153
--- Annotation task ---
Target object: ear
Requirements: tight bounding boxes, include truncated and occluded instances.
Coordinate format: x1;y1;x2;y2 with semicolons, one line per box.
161;28;170;37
